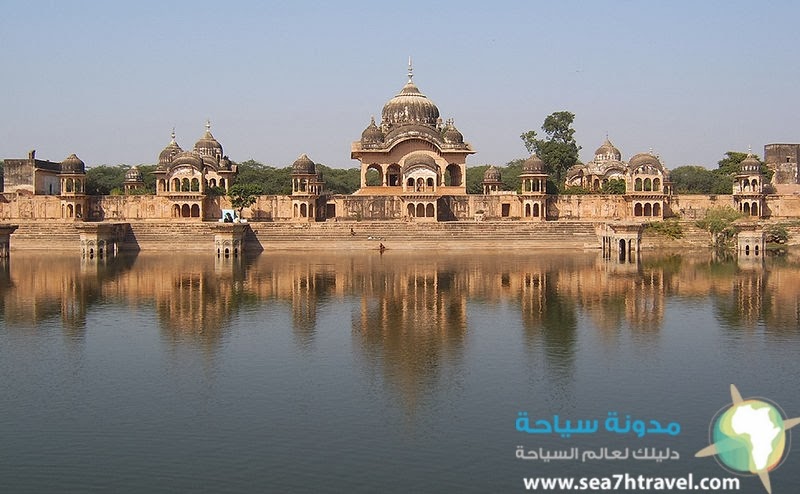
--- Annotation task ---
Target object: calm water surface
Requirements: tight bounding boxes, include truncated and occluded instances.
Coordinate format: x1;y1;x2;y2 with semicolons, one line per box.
1;250;799;493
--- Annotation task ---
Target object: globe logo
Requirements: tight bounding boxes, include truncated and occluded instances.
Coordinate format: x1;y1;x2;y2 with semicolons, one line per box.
696;385;800;494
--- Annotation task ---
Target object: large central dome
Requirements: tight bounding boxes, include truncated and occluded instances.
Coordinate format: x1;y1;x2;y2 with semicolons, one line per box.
381;65;440;127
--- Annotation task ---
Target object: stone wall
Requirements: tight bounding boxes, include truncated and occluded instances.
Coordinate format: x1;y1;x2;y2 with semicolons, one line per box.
5;191;800;223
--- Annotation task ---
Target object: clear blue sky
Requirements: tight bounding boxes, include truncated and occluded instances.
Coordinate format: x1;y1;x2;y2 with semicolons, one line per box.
2;0;798;170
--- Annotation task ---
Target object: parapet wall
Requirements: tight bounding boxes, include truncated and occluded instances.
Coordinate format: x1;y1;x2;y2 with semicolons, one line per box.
5;192;800;223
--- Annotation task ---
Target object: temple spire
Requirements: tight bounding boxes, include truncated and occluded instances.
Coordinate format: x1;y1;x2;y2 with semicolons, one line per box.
407;56;413;82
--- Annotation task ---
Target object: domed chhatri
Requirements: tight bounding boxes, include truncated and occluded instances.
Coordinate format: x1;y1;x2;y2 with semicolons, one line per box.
60;153;86;174
351;59;475;213
741;152;761;173
361;116;384;145
522;154;545;174
194;121;223;158
125;166;143;183
292;153;316;175
483;165;501;182
381;62;440;128
158;130;182;169
594;137;622;162
442;119;464;145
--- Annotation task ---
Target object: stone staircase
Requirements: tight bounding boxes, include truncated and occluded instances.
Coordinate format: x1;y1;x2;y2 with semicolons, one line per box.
247;220;601;250
9;222;82;250
122;221;221;251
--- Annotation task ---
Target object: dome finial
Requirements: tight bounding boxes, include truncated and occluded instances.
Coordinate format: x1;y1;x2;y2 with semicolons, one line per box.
407;56;413;82
206;120;211;132
171;127;176;141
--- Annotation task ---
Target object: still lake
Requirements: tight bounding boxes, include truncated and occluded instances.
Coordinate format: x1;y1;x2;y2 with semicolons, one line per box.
1;249;799;493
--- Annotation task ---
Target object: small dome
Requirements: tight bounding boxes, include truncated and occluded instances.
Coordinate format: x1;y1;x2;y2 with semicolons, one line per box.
629;152;664;172
170;150;203;169
194;121;223;157
403;151;437;169
292;153;316;175
594;138;622;161
158;131;182;168
361;116;384;144
125;166;143;183
442;119;464;145
523;154;545;174
381;73;440;128
741;153;761;173
61;153;85;174
483;165;501;182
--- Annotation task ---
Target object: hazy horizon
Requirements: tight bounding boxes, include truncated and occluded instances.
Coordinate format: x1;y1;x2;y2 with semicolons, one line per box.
2;1;798;170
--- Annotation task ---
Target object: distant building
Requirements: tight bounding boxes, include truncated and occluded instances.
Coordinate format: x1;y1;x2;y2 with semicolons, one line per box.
565;138;672;219
764;143;800;187
153;123;238;218
350;61;474;220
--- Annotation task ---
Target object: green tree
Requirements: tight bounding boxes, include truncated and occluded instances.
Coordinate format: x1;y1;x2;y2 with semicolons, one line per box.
466;165;489;194
316;164;360;194
501;158;524;192
600;178;626;194
520;111;581;186
136;164;158;193
236;159;291;195
696;207;742;249
228;183;263;218
670;166;717;194
86;165;127;195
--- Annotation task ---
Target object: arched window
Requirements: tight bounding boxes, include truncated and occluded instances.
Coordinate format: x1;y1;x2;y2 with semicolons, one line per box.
407;203;415;217
634;203;643;216
67;204;74;218
533;203;540;217
524;203;531;217
300;203;308;217
653;178;661;191
181;204;190;217
644;203;652;216
743;203;751;215
191;178;200;192
190;204;200;217
644;178;652;191
416;203;425;217
172;204;180;217
653;202;661;216
751;202;759;216
445;164;462;186
426;177;434;188
219;178;226;189
635;178;643;191
293;203;299;217
425;203;434;217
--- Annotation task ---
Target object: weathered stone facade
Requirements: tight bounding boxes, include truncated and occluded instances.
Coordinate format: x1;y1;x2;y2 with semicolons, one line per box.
5;73;800;228
765;143;800;191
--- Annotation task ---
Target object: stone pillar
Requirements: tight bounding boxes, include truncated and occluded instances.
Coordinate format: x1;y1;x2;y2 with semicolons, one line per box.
598;222;643;262
737;230;765;257
76;223;128;259
214;223;248;258
0;225;19;258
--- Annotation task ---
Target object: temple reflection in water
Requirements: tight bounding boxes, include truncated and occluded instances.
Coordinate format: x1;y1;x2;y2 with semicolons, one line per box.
2;250;799;407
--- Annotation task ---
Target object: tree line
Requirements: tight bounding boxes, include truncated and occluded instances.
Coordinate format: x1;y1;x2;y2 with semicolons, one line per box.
16;113;768;197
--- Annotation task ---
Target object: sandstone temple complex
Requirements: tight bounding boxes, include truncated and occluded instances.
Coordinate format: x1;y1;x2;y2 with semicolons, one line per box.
3;65;800;241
